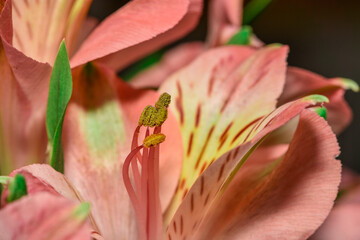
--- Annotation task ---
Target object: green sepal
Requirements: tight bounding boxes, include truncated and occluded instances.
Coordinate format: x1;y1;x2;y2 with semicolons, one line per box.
6;174;27;203
314;106;327;120
243;0;272;25
46;40;73;173
226;26;253;45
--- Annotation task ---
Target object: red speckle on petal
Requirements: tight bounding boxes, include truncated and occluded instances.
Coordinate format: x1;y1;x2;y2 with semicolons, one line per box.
187;132;194;157
195;126;215;169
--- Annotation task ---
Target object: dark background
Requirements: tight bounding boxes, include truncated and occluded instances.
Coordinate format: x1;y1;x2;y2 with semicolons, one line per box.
89;0;360;172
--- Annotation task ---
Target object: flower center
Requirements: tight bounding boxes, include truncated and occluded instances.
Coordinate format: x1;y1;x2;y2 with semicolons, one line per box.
122;93;171;240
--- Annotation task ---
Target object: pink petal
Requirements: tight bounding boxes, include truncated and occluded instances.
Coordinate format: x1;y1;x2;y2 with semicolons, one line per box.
71;17;99;58
63;62;182;239
0;0;12;43
223;0;242;26
167;105;340;240
10;0;91;64
279;67;353;134
0;192;91;240
339;167;360;191
71;0;203;70
310;203;360;240
0;1;52;173
1;164;80;207
207;0;243;46
160;45;288;219
130;42;204;88
311;169;360;240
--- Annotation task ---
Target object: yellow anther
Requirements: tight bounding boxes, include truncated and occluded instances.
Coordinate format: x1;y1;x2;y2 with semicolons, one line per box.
139;105;152;126
139;106;157;126
143;133;166;148
148;109;158;127
155;93;171;109
155;107;168;126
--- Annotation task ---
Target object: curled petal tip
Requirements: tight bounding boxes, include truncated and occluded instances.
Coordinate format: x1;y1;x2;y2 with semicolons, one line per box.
302;94;329;104
339;78;359;92
268;43;284;48
0;176;12;184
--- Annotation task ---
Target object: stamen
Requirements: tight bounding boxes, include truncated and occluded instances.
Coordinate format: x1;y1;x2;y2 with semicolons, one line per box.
155;107;168;127
155;92;171;109
122;145;147;239
123;93;171;240
147;145;162;240
143;133;166;148
131;126;142;194
139;105;157;127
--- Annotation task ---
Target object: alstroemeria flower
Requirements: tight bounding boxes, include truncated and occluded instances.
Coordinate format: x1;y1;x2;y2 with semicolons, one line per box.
0;44;342;239
0;0;202;173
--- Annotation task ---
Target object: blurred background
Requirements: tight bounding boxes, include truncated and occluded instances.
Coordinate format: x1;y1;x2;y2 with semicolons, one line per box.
89;0;360;172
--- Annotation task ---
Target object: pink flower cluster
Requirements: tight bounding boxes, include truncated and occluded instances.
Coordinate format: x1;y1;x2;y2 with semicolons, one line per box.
0;0;358;239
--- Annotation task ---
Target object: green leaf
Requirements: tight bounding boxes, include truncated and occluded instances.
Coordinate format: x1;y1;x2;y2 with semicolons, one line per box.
243;0;272;25
46;40;73;173
7;174;27;203
226;26;253;45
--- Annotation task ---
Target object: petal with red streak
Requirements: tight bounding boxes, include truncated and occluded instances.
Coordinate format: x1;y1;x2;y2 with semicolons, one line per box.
0;0;52;174
166;102;340;240
160;45;288;218
72;0;203;70
10;0;91;64
0;192;91;240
